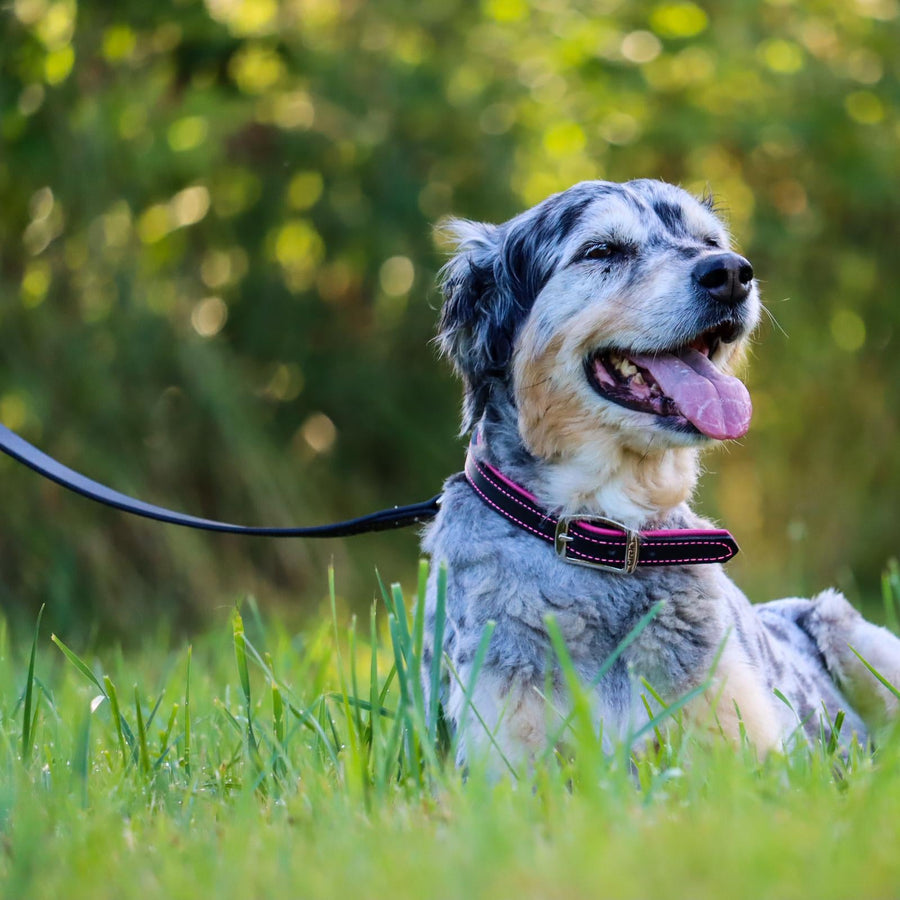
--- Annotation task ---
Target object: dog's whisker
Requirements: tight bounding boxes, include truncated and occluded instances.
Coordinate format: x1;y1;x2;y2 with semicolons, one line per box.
760;302;789;338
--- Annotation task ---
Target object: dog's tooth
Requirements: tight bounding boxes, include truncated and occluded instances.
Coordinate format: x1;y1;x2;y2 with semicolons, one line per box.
620;360;638;377
632;372;645;385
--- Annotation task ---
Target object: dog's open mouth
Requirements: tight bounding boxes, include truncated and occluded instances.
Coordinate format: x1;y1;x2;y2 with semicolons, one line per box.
586;324;752;440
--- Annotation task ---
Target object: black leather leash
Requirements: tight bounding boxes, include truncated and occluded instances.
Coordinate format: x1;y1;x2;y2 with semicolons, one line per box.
0;423;441;537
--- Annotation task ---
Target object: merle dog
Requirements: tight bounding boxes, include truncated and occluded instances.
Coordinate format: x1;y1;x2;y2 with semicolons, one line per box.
422;179;900;769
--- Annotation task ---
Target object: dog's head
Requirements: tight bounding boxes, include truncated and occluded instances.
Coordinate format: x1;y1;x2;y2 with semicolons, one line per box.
438;179;760;461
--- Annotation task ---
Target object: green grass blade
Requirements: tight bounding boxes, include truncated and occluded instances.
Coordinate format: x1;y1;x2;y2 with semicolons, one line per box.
849;645;900;703
233;608;252;710
428;564;447;744
266;652;285;747
183;644;192;777
390;582;412;667
103;675;128;768
21;604;45;762
539;601;662;763
327;694;395;718
134;684;151;778
630;679;713;745
72;705;92;809
233;607;260;759
51;634;106;696
826;708;846;756
285;700;340;768
640;690;666;749
544;615;593;726
348;616;364;746
444;656;518;779
881;559;900;634
375;569;393;613
451;619;495;760
368;601;380;777
412;560;429;718
329;565;360;769
144;690;165;732
160;703;179;757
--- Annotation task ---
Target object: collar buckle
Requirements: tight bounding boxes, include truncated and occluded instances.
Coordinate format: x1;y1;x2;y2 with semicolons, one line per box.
553;516;640;575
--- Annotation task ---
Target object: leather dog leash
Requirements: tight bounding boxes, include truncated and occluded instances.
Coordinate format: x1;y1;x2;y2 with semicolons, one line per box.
0;421;738;571
464;452;739;573
0;423;440;537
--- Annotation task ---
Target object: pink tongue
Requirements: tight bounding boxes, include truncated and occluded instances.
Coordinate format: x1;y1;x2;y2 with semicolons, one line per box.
630;348;752;440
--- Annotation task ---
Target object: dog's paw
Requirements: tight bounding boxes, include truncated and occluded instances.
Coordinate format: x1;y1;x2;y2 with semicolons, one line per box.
809;588;900;726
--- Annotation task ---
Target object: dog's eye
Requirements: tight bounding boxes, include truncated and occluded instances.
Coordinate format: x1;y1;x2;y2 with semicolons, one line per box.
583;242;621;261
704;237;721;248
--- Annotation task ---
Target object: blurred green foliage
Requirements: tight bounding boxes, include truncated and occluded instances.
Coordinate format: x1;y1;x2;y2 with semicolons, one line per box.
1;0;898;637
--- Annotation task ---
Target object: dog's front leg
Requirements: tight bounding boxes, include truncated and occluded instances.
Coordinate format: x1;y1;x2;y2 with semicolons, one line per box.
684;633;784;754
447;670;563;777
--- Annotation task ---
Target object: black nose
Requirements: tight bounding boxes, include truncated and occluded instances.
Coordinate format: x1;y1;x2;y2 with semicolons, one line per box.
693;253;754;305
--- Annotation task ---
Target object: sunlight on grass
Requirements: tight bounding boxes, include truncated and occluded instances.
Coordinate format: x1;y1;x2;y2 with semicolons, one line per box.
0;562;899;899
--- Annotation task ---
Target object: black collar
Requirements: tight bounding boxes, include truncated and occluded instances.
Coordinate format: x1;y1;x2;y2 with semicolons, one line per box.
464;452;739;574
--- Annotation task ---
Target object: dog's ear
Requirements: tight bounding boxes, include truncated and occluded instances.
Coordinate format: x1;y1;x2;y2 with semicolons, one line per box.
437;218;524;433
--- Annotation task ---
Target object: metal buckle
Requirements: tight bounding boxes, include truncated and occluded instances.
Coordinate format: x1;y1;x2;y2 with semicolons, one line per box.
553;515;640;574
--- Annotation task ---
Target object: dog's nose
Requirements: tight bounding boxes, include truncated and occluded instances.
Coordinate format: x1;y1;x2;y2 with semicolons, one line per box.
693;253;754;305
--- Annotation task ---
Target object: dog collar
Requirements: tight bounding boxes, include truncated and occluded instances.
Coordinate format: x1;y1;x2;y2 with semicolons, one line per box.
464;453;739;574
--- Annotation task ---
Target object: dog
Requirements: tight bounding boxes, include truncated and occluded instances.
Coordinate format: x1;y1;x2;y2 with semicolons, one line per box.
422;178;900;770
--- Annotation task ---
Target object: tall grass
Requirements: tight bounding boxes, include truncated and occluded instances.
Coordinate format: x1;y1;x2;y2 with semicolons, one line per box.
0;562;898;899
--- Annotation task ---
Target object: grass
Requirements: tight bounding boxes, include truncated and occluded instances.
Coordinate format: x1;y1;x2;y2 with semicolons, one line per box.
0;561;899;900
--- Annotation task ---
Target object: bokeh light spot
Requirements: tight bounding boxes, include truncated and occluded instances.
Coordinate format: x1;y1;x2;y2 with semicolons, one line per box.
599;112;640;145
44;46;75;85
379;256;415;296
844;91;884;124
212;168;262;218
263;363;304;402
273;219;325;292
484;0;527;23
36;0;75;49
137;204;172;244
170;185;211;228
649;2;708;39
229;44;286;94
288;172;324;210
542;121;587;158
0;394;29;432
168;117;208;152
268;91;315;129
22;263;51;308
299;413;337;454
621;30;662;63
102;25;137;63
191;296;228;337
13;0;47;26
18;84;45;116
479;103;516;135
758;39;804;74
830;309;866;352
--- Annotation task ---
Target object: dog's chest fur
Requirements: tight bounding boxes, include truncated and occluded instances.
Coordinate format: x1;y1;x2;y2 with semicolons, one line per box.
423;473;725;718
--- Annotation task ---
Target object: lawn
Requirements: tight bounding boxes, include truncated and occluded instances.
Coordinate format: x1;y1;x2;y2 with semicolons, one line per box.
1;563;899;900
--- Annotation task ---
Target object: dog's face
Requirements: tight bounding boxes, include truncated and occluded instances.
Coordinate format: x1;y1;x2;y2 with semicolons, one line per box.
438;179;760;460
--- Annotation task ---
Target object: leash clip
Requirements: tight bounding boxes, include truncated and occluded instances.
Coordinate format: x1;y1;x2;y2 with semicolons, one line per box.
553;515;640;575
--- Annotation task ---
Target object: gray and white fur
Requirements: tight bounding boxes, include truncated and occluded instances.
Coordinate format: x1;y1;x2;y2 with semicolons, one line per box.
422;179;900;769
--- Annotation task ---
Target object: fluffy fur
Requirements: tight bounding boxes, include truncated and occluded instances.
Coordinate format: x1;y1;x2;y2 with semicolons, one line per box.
422;179;900;769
